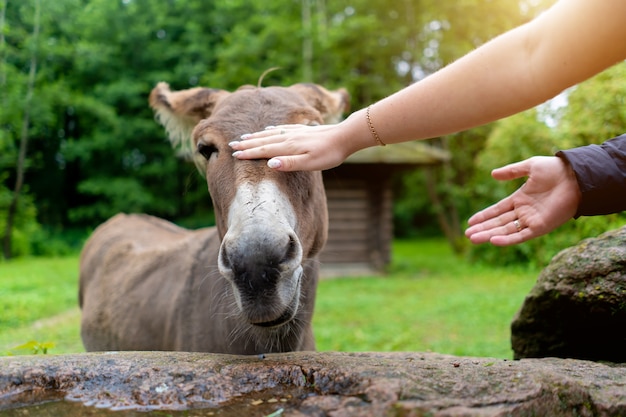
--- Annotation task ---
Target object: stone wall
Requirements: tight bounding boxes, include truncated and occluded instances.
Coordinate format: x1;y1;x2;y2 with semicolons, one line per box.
2;351;626;416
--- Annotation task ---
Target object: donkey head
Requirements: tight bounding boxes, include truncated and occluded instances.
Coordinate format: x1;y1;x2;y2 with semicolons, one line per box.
149;82;348;329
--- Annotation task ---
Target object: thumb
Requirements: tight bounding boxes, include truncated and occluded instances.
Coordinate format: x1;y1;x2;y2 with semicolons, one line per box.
268;153;342;172
491;159;531;181
267;158;284;170
267;156;301;172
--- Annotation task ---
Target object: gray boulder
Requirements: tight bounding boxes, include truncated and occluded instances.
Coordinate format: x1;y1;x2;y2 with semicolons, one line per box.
512;226;626;362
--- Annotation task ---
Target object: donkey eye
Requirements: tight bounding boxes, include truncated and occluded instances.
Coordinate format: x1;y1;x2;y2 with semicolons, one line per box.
197;143;218;160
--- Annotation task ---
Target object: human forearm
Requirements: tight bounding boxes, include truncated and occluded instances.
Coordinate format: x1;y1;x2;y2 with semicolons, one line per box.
365;0;626;147
366;26;548;145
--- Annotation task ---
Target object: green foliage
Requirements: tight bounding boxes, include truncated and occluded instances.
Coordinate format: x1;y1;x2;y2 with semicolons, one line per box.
28;226;88;257
1;0;87;257
557;64;626;147
394;127;491;241
4;340;55;356
2;0;217;250
0;184;41;257
393;169;443;238
0;0;616;264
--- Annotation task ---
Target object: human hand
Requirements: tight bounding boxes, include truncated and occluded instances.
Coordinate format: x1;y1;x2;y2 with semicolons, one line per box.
229;111;373;172
229;124;344;171
465;156;581;246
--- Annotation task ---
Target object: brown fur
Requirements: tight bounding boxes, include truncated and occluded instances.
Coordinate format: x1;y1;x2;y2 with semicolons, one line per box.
79;83;349;354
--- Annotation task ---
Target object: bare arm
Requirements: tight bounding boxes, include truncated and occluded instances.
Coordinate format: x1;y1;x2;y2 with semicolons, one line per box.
369;0;626;144
231;0;626;171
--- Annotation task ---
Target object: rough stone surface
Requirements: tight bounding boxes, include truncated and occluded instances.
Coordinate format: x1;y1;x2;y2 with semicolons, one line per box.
1;351;626;416
511;226;626;362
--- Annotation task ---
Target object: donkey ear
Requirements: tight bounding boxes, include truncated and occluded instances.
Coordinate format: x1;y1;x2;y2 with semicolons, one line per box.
149;82;230;157
287;83;350;124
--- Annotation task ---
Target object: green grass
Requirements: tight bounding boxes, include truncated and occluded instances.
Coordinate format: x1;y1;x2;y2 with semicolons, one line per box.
0;256;83;355
314;239;538;358
0;239;539;358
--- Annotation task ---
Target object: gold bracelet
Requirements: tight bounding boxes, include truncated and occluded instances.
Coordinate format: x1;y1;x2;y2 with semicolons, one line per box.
366;105;386;146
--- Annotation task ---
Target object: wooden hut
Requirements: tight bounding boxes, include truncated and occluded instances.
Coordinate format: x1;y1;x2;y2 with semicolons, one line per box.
319;141;450;277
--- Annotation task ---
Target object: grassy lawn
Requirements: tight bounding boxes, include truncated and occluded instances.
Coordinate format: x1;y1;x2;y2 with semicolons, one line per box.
314;239;538;358
0;257;83;355
0;239;539;358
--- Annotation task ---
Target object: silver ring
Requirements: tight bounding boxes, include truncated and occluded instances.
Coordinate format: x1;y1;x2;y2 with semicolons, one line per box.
280;129;286;135
513;219;522;232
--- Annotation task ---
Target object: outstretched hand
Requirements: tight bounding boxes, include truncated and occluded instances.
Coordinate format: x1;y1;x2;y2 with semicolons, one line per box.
465;156;581;246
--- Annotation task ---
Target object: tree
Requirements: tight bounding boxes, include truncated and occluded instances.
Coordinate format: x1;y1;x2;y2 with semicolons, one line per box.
2;0;41;259
24;0;221;229
0;0;561;257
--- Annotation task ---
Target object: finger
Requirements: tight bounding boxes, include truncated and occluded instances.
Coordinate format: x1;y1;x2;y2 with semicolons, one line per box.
231;137;276;152
467;224;509;244
491;159;531;181
465;211;519;243
467;217;528;244
466;229;494;244
467;197;514;227
231;137;281;153
267;124;305;131
267;158;283;169
489;227;535;246
266;154;311;172
240;124;304;140
239;130;279;141
232;127;299;152
466;209;518;235
232;143;281;160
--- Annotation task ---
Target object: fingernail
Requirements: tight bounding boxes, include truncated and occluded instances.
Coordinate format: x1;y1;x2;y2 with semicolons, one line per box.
228;141;240;148
267;158;282;169
232;151;242;157
240;134;251;140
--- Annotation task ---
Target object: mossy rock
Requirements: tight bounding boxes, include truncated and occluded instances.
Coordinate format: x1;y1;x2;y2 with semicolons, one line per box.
512;226;626;362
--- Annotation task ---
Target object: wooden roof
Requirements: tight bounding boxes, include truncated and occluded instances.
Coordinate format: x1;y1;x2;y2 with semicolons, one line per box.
344;141;450;165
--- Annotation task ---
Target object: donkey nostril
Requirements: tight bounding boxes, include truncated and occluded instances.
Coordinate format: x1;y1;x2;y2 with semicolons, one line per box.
219;246;232;270
282;234;299;264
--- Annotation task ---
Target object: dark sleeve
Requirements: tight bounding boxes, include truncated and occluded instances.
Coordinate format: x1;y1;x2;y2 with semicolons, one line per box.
555;133;626;217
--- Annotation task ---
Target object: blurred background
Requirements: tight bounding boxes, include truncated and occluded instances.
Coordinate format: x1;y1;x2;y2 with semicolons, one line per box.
1;0;625;357
2;0;625;265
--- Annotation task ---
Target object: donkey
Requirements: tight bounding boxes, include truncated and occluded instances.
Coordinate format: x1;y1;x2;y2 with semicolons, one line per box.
79;82;349;354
